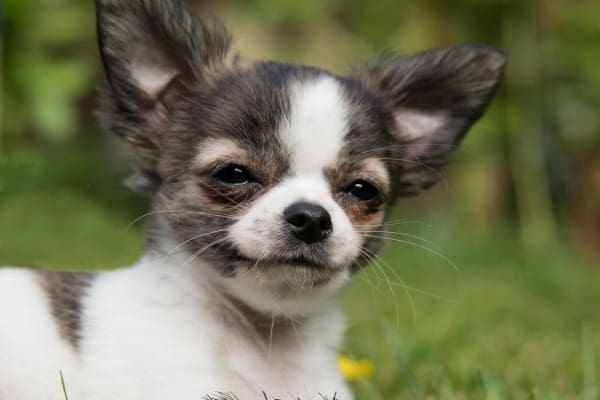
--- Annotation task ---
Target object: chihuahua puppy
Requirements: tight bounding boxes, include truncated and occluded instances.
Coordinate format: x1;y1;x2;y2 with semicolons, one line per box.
0;0;505;399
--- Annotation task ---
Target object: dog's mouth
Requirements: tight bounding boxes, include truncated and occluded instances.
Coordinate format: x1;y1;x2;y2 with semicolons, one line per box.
233;253;325;270
213;241;342;277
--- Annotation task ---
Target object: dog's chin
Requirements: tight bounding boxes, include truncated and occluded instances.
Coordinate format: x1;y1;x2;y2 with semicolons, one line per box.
226;252;348;288
205;248;354;315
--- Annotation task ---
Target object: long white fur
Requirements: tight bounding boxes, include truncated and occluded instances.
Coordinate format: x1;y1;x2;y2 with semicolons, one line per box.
0;256;351;400
0;77;356;399
0;268;78;400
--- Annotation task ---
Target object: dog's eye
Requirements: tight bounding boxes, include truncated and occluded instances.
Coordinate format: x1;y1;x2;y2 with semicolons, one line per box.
346;180;380;201
212;164;253;185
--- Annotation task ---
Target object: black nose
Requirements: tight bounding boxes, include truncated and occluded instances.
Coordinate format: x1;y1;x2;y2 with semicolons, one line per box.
283;202;333;244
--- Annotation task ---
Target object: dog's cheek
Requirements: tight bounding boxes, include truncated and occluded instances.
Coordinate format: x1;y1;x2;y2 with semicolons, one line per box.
335;195;385;232
187;178;261;216
156;182;244;248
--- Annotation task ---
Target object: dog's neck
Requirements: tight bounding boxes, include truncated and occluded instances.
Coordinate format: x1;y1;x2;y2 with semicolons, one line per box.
220;292;308;350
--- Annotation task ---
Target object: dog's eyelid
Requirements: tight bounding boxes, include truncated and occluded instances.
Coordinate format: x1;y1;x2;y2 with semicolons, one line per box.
210;161;265;186
214;165;250;184
345;179;381;202
338;171;389;198
195;156;249;174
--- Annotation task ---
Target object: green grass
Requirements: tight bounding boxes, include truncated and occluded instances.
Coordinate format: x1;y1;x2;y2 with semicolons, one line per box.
1;149;599;399
345;234;600;399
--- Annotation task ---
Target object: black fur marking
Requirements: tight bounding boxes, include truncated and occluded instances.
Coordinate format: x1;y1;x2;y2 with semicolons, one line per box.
35;270;94;349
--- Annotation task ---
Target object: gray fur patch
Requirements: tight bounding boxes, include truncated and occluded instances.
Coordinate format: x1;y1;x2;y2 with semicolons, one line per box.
35;270;94;349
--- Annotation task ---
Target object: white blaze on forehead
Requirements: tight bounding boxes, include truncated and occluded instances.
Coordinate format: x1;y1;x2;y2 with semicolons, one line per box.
281;77;350;175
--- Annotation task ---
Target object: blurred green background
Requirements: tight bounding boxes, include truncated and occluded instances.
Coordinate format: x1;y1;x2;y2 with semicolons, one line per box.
1;0;599;399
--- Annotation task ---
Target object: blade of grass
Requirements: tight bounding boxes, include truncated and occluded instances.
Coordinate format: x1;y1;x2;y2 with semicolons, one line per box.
59;370;69;400
582;323;597;400
381;321;423;400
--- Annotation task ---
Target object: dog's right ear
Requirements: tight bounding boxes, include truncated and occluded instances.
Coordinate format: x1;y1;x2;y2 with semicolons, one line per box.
354;45;505;196
96;0;235;193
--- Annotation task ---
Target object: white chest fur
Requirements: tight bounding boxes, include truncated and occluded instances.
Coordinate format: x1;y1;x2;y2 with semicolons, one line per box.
0;259;352;400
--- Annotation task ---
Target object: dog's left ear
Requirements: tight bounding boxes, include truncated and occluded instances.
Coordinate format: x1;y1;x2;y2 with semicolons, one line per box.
355;45;506;196
96;0;233;114
96;0;235;193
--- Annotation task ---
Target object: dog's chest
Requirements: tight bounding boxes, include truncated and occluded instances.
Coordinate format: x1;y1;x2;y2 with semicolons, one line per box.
77;267;348;399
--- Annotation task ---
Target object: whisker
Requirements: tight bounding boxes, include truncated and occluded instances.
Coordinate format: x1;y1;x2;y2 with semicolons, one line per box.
389;282;459;303
377;156;450;191
381;220;433;228
249;247;269;286
362;234;461;276
353;142;469;157
289;315;306;351
267;315;276;362
359;248;406;328
127;209;235;229
357;230;435;246
356;220;432;229
355;253;381;310
361;247;416;326
205;185;245;209
180;236;229;271
164;229;230;259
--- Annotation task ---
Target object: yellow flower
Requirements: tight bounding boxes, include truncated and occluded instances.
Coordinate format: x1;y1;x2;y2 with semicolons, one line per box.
337;356;374;380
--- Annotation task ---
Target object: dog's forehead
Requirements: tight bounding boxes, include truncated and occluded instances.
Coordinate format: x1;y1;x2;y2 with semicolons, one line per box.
280;76;350;175
194;62;387;173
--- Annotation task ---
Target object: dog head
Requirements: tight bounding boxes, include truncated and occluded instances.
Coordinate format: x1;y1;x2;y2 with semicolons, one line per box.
96;0;505;313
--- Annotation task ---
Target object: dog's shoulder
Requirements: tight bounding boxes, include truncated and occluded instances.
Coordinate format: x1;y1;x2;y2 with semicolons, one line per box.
35;268;95;347
0;267;82;400
0;266;94;345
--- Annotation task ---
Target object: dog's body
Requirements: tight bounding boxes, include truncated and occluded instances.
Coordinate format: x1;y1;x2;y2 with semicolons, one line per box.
0;0;505;399
0;259;347;400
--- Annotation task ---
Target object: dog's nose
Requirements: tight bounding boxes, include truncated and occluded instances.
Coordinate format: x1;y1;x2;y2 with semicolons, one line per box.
283;202;332;244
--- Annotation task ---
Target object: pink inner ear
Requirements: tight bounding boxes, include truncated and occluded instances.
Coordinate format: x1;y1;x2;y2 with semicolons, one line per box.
393;109;448;141
132;63;180;101
129;44;181;103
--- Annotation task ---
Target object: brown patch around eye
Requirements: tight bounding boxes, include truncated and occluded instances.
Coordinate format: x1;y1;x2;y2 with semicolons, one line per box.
196;173;264;208
191;138;286;210
327;157;390;228
335;192;385;228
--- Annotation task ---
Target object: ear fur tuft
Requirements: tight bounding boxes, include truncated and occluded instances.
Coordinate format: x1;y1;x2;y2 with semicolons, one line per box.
355;44;506;196
95;0;235;194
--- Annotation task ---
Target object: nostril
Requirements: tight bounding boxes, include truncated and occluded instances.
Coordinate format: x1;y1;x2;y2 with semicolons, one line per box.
287;214;307;228
283;202;333;244
319;215;332;232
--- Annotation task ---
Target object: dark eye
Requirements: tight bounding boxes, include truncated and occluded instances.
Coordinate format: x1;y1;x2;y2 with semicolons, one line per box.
346;180;380;201
212;164;253;185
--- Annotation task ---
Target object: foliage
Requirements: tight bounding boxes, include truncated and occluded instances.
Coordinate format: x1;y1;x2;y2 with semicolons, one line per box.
3;0;96;143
